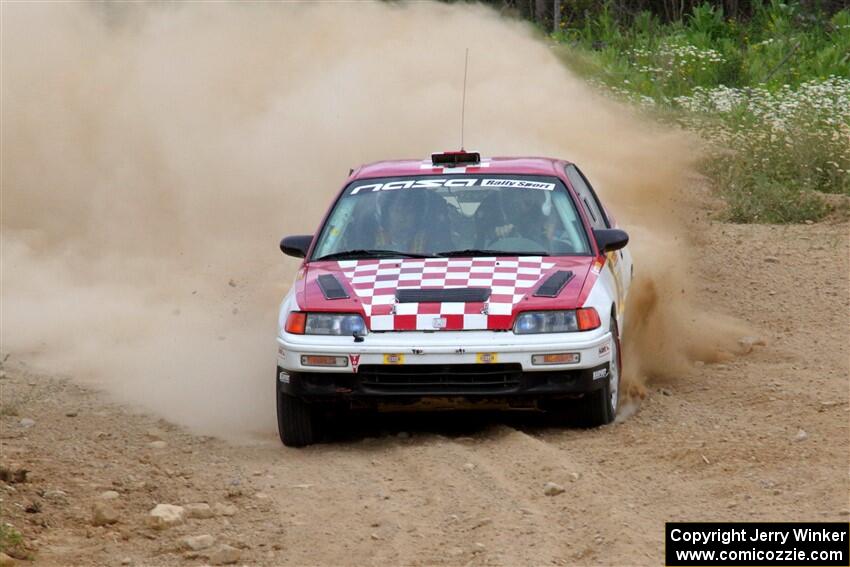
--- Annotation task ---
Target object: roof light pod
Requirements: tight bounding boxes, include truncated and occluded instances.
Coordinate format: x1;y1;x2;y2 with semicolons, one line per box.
431;151;480;167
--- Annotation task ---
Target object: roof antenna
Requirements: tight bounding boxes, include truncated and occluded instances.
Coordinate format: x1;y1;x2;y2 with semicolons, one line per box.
460;47;469;151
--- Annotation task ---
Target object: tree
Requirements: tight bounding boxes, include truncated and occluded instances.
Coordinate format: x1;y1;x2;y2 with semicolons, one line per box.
535;0;547;25
553;0;561;32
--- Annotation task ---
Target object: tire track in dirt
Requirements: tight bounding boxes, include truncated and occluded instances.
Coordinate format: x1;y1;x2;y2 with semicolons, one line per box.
466;425;657;564
386;429;570;565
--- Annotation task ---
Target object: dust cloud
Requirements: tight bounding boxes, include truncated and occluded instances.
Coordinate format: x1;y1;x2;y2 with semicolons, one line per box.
2;1;742;438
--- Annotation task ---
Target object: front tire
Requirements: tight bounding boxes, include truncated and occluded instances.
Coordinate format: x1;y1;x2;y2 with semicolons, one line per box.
569;316;621;427
276;379;320;447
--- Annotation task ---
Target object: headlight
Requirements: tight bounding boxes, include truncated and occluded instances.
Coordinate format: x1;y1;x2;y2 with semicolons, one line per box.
285;312;367;336
306;313;367;335
513;308;601;334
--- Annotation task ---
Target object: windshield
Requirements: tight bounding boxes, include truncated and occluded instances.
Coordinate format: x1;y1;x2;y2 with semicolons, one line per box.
311;175;591;260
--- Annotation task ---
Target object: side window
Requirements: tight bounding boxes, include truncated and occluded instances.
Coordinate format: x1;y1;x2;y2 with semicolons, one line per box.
565;165;609;229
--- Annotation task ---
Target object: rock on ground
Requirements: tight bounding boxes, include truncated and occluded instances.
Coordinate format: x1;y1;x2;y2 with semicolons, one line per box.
185;502;214;519
146;504;185;530
145;427;166;440
43;489;68;504
91;501;120;526
543;482;565;496
738;336;766;354
213;502;237;517
209;544;241;565
180;534;216;551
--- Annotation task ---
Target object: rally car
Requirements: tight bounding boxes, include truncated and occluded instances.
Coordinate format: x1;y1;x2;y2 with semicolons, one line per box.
276;151;632;446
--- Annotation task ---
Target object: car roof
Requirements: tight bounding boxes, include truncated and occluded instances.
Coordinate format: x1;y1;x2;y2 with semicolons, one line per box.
351;156;571;180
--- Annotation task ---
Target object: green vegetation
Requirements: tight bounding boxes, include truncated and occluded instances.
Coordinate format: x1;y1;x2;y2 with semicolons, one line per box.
0;521;24;557
553;1;850;223
0;402;19;417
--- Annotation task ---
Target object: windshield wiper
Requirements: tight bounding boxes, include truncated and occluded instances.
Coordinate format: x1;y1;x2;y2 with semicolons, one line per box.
315;249;436;261
436;249;550;257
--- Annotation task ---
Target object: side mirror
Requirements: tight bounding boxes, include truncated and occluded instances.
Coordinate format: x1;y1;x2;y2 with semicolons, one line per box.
280;234;313;258
593;228;629;254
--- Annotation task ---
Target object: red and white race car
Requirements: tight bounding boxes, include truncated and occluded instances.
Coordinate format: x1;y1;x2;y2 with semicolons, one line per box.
276;151;632;446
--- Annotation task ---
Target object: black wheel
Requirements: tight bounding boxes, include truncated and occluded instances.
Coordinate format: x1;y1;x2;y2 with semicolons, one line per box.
276;378;320;447
567;316;622;427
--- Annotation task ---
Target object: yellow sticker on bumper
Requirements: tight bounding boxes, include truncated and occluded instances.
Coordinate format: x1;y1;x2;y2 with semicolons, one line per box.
383;353;405;364
476;352;498;364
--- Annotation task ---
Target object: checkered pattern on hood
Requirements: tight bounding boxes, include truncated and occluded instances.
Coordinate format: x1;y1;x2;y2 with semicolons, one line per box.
337;257;555;331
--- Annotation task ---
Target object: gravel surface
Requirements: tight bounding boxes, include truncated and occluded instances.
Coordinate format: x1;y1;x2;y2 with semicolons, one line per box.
1;220;848;566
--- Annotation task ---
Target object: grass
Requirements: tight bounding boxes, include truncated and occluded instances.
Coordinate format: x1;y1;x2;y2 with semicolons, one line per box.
552;1;850;223
0;403;19;418
0;521;25;557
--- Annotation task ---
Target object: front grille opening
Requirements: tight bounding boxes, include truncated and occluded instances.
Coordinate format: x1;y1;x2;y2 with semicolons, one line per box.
358;364;522;392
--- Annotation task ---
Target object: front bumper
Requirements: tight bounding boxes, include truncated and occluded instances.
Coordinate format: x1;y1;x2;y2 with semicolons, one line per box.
276;329;613;401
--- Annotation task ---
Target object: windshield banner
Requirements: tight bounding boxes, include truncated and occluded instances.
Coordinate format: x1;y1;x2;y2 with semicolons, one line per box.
350;177;556;195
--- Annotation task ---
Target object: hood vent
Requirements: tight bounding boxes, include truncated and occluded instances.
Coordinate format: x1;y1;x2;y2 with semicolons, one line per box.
533;270;574;298
396;288;491;303
317;274;349;300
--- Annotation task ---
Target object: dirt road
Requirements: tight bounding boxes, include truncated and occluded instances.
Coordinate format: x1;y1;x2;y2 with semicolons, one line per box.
2;219;848;566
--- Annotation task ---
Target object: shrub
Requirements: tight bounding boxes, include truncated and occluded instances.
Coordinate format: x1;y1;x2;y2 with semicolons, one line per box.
554;1;850;222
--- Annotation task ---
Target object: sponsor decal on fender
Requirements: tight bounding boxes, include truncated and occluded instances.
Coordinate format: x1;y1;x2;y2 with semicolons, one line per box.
598;342;611;357
592;367;609;380
349;354;361;373
383;353;404;365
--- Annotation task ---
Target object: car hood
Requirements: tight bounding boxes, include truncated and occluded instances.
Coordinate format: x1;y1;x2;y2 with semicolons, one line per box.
296;256;596;332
